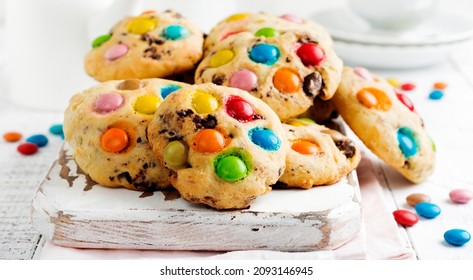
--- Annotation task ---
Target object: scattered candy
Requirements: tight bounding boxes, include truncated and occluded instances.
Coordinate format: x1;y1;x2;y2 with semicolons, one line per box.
292;140;319;155
160;85;181;99
17;143;39;155
225;96;255;122
397;127;418;158
353;67;374;82
396;92;415;112
127;17;156;34
429;90;444;100
26;134;48;148
255;27;279;38
433;82;448;90
280;14;303;23
393;209;419;227
3;132;22;142
287;118;316;127
164;141;188;167
415;202;441;219
220;30;243;41
401;82;416;91
248;127;281;151
49;124;63;136
449;189;473;204
104;44;129;61
273;67;301;93
216;155;248;182
209;49;234;67
92;34;111;48
226;13;249;22
192;91;219;114
193;129;227;153
229;70;258;91
297;43;325;66
430;137;436;151
95;93;124;113
249;44;280;65
163;24;189;40
101;128;129;153
387;78;400;87
406;193;431;207
117;79;142;90
356;88;392;111
444;229;471;246
134;94;160;115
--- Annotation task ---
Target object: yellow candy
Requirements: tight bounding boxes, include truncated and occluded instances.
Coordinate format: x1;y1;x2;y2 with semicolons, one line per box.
287;119;306;127
209;50;234;67
226;13;249;22
134;94;160;115
127;17;157;35
387;78;400;87
164;141;188;168
192;90;219;114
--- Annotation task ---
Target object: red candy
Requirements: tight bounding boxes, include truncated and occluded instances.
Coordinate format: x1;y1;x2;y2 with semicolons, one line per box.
401;82;416;91
393;210;418;227
296;43;325;66
225;95;255;122
17;142;39;155
396;93;415;112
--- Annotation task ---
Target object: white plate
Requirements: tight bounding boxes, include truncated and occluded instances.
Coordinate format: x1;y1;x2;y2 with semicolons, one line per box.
312;7;473;46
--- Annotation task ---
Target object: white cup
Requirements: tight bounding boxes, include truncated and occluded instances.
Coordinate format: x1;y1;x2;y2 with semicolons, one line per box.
347;0;437;31
5;0;141;111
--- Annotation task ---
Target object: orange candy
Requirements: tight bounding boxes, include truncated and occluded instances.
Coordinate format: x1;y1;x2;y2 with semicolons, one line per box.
292;140;319;155
433;82;447;90
356;87;392;111
3;132;22;142
193;129;226;153
273;67;301;93
101;128;129;153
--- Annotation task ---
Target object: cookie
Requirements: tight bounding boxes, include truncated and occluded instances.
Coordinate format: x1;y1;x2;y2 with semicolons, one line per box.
147;83;287;209
278;120;360;188
85;10;204;82
332;67;436;183
297;96;339;124
64;78;188;190
195;13;343;121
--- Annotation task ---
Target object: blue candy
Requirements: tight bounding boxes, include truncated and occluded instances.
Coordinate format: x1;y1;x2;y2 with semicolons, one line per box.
415;202;441;219
444;229;471;246
248;127;281;151
163;25;189;40
161;85;181;99
26;134;48;148
49;124;63;135
249;44;280;65
397;127;418;158
429;90;444;100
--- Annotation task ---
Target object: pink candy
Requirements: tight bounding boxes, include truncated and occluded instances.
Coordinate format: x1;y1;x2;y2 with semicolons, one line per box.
280;14;303;23
95;93;124;113
354;67;374;82
104;44;129;61
230;69;258;91
449;189;473;204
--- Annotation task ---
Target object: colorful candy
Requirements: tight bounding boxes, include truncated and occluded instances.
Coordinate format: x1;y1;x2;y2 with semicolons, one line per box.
160;85;181;99
387;78;400;87
101;128;129;153
397;127;418;158
249;44;280;65
117;79;142;90
248;127;281;151
192;91;219;114
95;93;124;113
415;202;441;219
444;229;471;246
356;88;392;111
396;92;415;112
3;132;22;142
26;134;48;148
229;70;258;91
163;24;189;40
193;129;227;153
127;17;157;34
296;43;325;66
393;209;419;227
134;94;160;115
429;90;444;100
220;30;243;41
225;96;255;122
209;49;234;68
449;189;473;204
406;193;431;207
292;140;319;155
17;143;39;155
354;67;374;82
104;44;129;61
279;14;303;23
273;67;301;93
164;141;188;168
226;13;249;22
215;155;248;182
287;118;316;127
433;82;448;90
255;27;279;38
92;34;111;48
401;82;416;91
49;124;63;136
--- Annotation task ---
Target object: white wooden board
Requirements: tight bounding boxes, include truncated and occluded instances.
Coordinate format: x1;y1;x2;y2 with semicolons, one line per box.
31;143;361;252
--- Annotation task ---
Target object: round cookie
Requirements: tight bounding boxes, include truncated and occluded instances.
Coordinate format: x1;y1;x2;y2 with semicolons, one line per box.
64;78;188;190
85;10;204;82
332;67;436;183
278;120;361;188
147;83;287;209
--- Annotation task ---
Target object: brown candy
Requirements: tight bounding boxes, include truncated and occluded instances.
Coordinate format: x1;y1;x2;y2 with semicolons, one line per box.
117;79;142;90
406;193;431;207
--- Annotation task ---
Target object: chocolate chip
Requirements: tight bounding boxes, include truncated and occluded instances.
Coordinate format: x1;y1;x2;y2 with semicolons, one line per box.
286;57;291;63
137;137;142;143
303;72;322;97
117;172;133;184
252;114;264;120
117;79;142;90
192;114;217;129
212;74;226;85
142;163;149;169
335;140;356;159
177;109;194;118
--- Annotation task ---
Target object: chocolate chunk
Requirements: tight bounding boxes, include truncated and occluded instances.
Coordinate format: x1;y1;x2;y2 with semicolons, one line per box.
252;114;264;120
192;114;217;129
142;163;149;169
117;172;133;184
286;57;291;63
335;140;356;159
177;109;194;118
212;74;226;85
303;72;323;97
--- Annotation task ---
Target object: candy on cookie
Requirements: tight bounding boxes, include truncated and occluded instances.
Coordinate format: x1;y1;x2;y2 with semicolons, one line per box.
64;78;188;190
332;67;436;183
85;10;204;82
147;83;287;209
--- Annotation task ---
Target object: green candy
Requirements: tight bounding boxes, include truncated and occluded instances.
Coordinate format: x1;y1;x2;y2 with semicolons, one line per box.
297;117;316;124
92;34;112;48
216;156;248;182
255;27;280;38
164;141;188;168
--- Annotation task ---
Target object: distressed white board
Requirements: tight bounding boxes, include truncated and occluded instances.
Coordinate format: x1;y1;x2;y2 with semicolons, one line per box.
31;143;361;252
